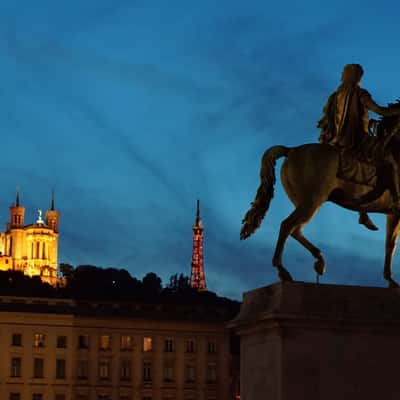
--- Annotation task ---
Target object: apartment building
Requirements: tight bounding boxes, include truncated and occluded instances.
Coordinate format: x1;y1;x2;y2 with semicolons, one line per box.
0;296;238;400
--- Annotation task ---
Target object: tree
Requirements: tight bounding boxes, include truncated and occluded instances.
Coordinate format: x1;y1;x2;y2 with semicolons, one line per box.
142;272;162;294
167;273;191;292
59;263;75;281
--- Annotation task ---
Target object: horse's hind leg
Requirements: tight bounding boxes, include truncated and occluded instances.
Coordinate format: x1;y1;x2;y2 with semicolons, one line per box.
384;214;400;288
291;227;326;276
272;202;321;281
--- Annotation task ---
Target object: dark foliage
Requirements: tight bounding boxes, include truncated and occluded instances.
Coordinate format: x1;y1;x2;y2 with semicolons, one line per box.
0;265;240;314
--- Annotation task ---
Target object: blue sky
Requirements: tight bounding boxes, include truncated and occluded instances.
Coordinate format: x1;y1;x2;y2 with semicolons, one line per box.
1;0;400;299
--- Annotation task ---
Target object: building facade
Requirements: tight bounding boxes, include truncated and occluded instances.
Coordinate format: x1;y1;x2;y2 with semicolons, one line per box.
0;296;237;400
0;193;60;285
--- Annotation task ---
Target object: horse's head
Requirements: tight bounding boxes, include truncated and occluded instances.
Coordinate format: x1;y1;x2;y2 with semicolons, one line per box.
377;100;400;140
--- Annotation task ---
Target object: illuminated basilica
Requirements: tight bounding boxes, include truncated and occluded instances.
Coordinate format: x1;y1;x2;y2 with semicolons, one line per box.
0;192;59;285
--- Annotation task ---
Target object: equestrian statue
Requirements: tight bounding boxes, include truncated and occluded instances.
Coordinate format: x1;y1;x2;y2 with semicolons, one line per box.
240;64;400;287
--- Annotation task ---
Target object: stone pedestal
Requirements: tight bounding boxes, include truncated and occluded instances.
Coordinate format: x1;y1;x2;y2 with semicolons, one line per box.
229;281;400;400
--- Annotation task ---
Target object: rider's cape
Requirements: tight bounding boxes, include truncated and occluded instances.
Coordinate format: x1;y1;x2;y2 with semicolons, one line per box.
318;84;380;186
318;84;372;153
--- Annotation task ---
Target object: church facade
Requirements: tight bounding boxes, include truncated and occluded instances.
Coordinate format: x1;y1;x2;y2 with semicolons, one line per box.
0;192;60;285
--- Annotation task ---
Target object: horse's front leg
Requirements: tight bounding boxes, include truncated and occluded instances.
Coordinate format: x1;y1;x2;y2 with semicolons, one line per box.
384;214;400;288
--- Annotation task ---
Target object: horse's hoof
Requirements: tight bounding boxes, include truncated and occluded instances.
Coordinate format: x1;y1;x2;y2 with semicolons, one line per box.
314;258;326;276
278;266;293;282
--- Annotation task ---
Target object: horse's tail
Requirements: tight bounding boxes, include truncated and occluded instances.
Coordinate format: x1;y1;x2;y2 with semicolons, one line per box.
240;145;291;240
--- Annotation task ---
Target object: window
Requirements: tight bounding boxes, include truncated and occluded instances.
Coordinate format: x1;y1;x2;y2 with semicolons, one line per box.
120;359;131;381
143;361;152;382
143;337;152;352
57;335;67;348
206;363;217;383
9;393;20;400
32;394;43;400
164;338;175;352
34;333;45;348
12;333;22;346
120;335;132;350
77;360;89;379
33;358;44;378
99;359;111;380
185;339;196;353
97;396;111;400
55;395;66;400
99;335;111;350
78;335;89;349
143;397;152;400
56;359;66;379
163;361;174;382
207;340;217;353
185;365;196;382
10;357;21;377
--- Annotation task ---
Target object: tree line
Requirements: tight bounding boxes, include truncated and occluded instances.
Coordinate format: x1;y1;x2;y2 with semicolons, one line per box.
0;264;239;310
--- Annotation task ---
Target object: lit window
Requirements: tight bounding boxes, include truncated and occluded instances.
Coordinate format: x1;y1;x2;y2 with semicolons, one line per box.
10;357;21;377
120;359;131;381
143;337;152;352
98;359;111;380
99;335;111;350
33;358;44;378
77;360;89;379
185;339;196;353
11;334;22;347
57;335;67;348
164;338;175;352
33;333;45;348
120;335;132;350
143;361;152;382
56;359;66;379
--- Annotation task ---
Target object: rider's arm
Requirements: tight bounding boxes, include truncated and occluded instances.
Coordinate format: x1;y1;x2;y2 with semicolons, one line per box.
360;89;399;116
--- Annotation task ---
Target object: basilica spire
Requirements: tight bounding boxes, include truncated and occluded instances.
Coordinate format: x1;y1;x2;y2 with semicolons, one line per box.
190;199;207;291
50;189;55;211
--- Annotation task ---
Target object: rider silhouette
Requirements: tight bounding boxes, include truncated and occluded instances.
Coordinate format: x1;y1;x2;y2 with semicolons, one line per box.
318;64;400;229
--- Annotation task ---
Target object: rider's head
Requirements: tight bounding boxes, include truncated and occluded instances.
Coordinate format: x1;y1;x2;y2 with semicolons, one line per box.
341;64;364;85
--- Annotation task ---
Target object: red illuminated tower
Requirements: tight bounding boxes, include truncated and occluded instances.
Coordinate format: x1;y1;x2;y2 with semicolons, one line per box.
190;200;207;291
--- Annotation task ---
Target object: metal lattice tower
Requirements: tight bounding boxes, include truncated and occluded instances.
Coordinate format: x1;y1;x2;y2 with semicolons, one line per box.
190;200;207;291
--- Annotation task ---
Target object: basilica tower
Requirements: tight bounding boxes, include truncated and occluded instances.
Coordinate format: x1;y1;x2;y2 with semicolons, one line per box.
45;191;60;233
9;191;25;262
190;200;207;291
10;191;25;229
